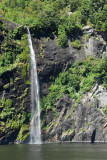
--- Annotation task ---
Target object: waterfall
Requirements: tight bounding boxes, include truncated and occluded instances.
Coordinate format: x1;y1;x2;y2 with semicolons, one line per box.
27;28;41;144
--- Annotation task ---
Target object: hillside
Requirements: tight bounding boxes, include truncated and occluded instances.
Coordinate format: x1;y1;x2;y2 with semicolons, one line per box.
0;18;30;144
0;0;107;47
0;0;107;144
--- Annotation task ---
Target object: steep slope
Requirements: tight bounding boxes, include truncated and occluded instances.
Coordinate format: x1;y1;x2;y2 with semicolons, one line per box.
0;17;107;144
0;17;30;144
33;26;107;143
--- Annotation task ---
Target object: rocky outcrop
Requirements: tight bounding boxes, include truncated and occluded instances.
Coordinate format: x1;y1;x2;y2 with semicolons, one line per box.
34;26;107;97
0;17;107;144
42;85;107;143
32;26;107;143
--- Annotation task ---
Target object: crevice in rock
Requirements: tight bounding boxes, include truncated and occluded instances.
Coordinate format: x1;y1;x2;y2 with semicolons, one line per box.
91;129;96;143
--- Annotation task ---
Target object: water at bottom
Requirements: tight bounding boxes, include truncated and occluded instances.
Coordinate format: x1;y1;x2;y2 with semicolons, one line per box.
0;143;107;160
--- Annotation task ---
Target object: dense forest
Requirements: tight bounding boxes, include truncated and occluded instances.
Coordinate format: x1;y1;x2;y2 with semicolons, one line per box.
0;0;107;47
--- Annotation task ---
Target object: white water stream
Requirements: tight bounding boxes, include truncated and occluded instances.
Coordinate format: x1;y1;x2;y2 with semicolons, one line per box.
27;29;41;144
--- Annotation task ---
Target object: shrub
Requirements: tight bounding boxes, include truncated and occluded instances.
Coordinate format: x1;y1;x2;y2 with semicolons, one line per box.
41;57;107;113
71;40;81;49
57;25;68;48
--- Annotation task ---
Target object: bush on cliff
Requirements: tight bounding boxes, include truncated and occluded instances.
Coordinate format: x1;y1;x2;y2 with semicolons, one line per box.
0;0;106;47
41;57;107;112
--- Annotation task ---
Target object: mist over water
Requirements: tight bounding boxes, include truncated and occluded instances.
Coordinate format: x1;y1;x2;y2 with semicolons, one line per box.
27;29;41;144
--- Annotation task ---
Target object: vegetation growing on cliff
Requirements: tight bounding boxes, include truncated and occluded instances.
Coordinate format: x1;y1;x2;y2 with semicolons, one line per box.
0;0;107;143
0;20;30;143
0;0;107;47
41;57;107;113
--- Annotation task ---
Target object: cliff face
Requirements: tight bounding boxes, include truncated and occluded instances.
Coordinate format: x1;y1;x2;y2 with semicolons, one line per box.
33;26;107;143
41;86;107;143
0;17;107;144
35;26;107;97
0;18;30;144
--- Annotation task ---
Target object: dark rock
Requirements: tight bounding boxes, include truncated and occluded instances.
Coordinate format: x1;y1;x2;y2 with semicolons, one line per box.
0;130;19;145
31;27;107;98
42;89;107;143
91;129;96;143
0;17;107;144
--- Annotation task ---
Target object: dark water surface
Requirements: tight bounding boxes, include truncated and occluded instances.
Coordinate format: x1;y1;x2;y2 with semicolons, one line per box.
0;143;107;160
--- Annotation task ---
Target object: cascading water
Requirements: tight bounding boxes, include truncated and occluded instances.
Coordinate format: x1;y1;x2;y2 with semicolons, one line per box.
27;28;41;144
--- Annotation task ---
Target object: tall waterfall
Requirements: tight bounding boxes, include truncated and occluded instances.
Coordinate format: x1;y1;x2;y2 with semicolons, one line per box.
27;29;41;144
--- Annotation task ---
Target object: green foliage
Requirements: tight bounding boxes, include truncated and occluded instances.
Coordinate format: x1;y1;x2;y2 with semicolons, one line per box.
0;98;13;119
21;34;30;81
62;129;74;135
71;40;81;49
58;25;68;47
103;105;107;114
5;99;13;109
0;98;13;109
41;57;107;114
0;111;13;120
25;80;30;85
4;83;10;89
0;103;29;130
21;34;29;62
0;21;30;77
66;11;83;33
0;25;24;76
0;0;106;49
22;64;27;81
79;128;86;133
10;78;13;85
18;88;28;100
0;20;30;139
70;0;81;12
0;20;7;32
16;124;29;142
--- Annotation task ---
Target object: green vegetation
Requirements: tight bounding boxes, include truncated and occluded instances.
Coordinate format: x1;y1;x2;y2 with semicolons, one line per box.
58;25;68;48
18;88;29;100
71;40;81;49
21;34;30;81
62;129;74;135
0;98;13;120
0;0;107;142
0;96;29;131
0;0;106;47
42;119;56;131
79;128;87;133
3;83;10;89
0;25;20;75
0;19;30;141
41;57;107;114
103;105;107;114
0;20;29;77
16;124;29;142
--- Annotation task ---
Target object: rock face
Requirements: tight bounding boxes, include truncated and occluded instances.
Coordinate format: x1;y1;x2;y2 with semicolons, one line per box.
34;26;107;98
0;18;107;144
32;26;107;143
41;85;107;143
0;18;30;144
